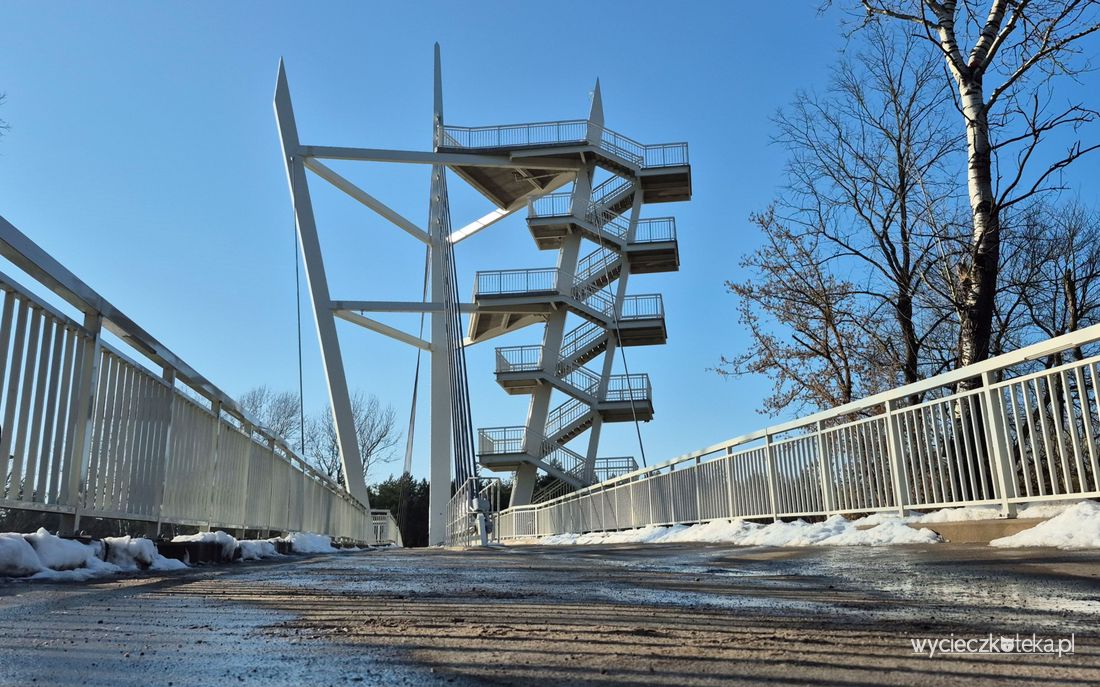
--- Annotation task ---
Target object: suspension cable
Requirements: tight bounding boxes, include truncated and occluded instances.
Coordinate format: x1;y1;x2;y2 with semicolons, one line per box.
292;210;306;454
593;183;648;469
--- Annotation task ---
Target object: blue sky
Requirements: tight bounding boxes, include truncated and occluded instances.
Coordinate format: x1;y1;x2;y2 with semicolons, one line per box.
3;2;1096;481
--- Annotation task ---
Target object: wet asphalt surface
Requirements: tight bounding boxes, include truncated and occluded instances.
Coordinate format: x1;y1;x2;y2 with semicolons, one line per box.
1;543;1098;686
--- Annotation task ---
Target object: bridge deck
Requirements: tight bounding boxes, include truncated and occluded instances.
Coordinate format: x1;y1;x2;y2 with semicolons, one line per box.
3;544;1096;686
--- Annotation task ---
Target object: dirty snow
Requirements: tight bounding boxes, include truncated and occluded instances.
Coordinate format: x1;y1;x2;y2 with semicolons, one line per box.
103;536;188;571
990;501;1100;549
0;533;45;576
280;532;336;553
172;530;239;558
238;540;281;560
536;515;941;547
0;530;184;579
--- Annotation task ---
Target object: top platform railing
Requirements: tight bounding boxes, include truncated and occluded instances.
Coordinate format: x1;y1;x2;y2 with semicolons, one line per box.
440;121;689;169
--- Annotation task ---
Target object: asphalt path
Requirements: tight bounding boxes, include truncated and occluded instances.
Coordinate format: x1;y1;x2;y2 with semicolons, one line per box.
2;543;1098;686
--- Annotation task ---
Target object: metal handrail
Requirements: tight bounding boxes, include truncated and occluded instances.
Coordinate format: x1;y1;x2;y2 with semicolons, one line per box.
593;456;639;482
475;268;557;296
441;121;689;169
545;398;592;438
477;426;526;454
495;345;542;373
621;294;664;320
591;176;634;206
529;192;573;218
540;438;588;477
585;200;631;240
634;218;677;244
604;373;652;403
576;247;620;284
562;366;602;396
560;322;606;361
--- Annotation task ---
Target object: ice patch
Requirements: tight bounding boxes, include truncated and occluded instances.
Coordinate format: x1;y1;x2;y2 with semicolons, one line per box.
990;501;1100;549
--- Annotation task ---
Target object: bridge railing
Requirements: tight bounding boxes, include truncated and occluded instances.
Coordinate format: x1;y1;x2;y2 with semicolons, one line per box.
445;477;501;547
496;323;1100;540
440;121;689;169
0;214;375;543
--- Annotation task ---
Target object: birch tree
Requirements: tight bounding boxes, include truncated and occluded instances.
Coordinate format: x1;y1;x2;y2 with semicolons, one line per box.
858;0;1100;375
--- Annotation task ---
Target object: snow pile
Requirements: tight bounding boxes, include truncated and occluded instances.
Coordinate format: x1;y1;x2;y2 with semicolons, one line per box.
1;529;180;579
104;536;188;571
281;532;336;553
0;533;45;576
238;540;280;560
536;515;941;547
172;531;238;559
24;528;101;570
990;501;1100;549
819;519;941;545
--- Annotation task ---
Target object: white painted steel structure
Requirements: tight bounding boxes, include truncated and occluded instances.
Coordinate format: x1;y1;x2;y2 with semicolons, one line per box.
0;213;379;542
451;82;691;508
484;325;1100;541
275;48;690;541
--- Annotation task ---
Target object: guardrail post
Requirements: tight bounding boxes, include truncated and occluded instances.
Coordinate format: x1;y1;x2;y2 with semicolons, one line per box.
153;367;177;536
59;312;103;534
884;400;911;515
263;437;277;538
815;421;833;514
764;433;779;521
981;371;1018;518
694;456;703;522
725;450;737;519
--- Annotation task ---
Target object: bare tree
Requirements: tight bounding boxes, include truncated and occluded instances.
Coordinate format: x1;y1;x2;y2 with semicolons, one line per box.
722;26;961;412
1015;200;1100;358
721;210;887;414
239;385;303;449
858;0;1100;375
305;391;401;484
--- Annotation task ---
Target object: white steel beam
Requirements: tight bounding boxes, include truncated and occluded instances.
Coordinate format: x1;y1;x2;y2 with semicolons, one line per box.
330;300;477;313
302;157;431;245
274;60;372;513
333;309;431;351
300;145;582;171
449;172;574;245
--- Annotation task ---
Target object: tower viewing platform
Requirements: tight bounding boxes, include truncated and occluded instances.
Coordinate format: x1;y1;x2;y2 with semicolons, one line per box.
437;81;691;506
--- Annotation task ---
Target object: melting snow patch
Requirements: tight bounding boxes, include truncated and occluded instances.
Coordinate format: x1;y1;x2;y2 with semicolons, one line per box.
104;536;188;571
281;532;336;553
533;514;941;547
25;528;100;570
171;531;239;559
990;501;1100;549
0;533;46;576
238;540;280;560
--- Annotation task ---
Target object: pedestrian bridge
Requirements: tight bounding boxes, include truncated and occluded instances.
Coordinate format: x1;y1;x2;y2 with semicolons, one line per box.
3;53;1099;549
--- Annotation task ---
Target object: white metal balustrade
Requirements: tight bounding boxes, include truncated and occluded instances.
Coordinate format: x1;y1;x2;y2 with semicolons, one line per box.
440;120;689;169
489;324;1100;541
0;214;378;543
